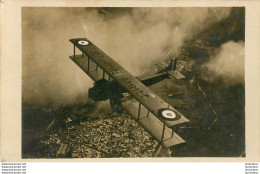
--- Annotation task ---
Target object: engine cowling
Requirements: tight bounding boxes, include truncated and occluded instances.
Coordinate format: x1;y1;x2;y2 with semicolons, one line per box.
88;79;110;101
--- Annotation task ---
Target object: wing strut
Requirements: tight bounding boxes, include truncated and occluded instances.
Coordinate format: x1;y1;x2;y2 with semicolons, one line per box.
161;123;166;142
136;102;176;145
73;45;75;59
87;57;90;72
138;102;141;120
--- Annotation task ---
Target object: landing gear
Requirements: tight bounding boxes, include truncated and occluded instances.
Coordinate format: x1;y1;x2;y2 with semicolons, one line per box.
110;98;124;114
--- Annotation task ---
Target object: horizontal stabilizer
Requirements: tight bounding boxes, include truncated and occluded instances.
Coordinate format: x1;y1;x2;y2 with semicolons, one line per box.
155;61;185;79
168;71;185;79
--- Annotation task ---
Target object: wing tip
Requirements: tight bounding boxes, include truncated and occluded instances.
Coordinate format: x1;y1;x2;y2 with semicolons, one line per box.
69;38;88;44
162;132;186;148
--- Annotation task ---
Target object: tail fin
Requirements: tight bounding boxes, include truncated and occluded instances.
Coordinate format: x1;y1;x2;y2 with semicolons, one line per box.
157;59;176;74
173;58;177;71
168;58;185;79
168;58;178;71
169;59;174;71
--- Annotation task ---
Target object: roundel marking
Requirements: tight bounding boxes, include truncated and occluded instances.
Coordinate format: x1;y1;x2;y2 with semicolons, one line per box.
162;110;176;119
158;108;181;121
78;40;89;46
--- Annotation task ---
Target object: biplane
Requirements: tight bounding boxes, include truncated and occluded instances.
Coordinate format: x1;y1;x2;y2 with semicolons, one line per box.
69;38;189;153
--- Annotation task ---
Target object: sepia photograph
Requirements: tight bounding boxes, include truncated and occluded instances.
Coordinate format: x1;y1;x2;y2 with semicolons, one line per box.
21;7;245;158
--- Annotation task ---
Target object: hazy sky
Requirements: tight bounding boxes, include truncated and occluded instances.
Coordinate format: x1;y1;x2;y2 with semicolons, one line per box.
22;7;234;107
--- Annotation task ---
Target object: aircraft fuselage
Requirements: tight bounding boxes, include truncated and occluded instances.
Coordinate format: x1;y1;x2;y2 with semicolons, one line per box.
88;72;169;102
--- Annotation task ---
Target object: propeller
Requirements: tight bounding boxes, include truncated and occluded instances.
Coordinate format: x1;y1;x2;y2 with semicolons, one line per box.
109;81;124;114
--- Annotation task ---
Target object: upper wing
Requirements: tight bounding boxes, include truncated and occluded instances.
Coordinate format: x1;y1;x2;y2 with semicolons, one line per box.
69;54;103;82
69;38;189;128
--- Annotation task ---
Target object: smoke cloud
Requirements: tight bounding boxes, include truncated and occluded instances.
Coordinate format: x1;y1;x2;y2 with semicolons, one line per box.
22;7;232;107
202;41;244;84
